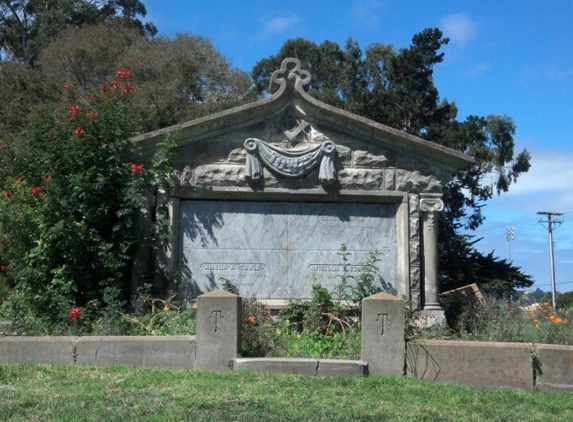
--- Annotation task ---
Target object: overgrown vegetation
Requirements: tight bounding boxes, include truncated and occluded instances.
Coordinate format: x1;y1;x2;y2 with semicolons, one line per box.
231;247;383;359
0;71;178;334
432;295;573;345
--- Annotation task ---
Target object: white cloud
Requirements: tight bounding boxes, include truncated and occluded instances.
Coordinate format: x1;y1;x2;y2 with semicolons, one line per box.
463;62;491;77
352;0;386;27
261;15;301;37
439;13;477;47
506;151;573;196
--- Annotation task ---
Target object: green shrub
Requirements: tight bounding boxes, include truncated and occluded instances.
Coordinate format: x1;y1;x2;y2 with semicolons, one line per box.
0;70;176;333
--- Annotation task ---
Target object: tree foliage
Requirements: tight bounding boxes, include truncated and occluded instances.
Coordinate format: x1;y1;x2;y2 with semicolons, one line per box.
252;30;532;294
0;0;156;63
0;22;256;147
38;24;256;132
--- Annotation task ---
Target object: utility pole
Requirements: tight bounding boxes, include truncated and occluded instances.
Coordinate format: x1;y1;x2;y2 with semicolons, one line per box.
506;227;515;262
537;212;564;309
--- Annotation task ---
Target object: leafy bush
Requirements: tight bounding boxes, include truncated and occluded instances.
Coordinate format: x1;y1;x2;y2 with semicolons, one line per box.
0;70;173;333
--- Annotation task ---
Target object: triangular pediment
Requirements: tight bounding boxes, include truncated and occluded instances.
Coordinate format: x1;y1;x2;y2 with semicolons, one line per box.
128;58;473;194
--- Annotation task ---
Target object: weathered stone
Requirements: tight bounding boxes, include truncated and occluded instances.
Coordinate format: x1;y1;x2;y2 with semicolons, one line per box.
395;170;442;193
354;150;390;167
407;340;532;390
193;164;246;187
337;168;383;190
0;337;75;364
232;358;367;376
234;358;318;375
537;344;573;393
180;201;397;299
227;147;247;163
335;144;352;166
75;336;196;369
362;293;405;376
126;57;474;315
384;169;395;190
409;241;420;266
196;290;241;371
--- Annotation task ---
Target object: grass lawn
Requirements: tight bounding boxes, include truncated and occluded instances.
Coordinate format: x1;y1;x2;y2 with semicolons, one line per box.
0;363;571;421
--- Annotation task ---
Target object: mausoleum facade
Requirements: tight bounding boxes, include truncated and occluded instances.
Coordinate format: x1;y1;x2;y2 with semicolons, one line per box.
128;58;473;316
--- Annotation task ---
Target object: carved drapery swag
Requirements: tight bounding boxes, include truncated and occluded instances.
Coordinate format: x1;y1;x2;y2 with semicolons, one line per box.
244;138;337;185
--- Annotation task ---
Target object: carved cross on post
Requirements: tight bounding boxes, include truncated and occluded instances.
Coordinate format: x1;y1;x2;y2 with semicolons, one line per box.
210;310;223;333
377;313;389;336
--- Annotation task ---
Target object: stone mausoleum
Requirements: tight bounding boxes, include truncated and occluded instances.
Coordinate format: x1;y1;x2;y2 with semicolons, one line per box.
128;58;473;319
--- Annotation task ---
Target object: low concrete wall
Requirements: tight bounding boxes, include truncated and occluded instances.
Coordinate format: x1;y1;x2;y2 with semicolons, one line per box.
0;336;76;365
76;336;196;369
537;344;573;393
0;336;196;369
407;340;533;390
2;336;573;393
233;358;367;377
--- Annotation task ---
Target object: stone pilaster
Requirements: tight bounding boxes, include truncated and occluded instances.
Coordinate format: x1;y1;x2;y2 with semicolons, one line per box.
420;196;446;323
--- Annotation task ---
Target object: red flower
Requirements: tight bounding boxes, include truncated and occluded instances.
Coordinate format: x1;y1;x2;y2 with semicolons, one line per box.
112;79;122;89
73;127;85;136
14;176;22;183
0;265;6;272
68;307;83;321
0;143;6;150
2;191;10;197
116;68;132;79
121;85;134;95
86;111;98;120
41;175;51;182
131;163;144;175
99;82;110;92
70;104;81;120
30;186;41;198
63;84;70;91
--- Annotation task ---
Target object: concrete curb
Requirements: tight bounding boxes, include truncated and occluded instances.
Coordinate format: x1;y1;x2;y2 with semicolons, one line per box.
233;358;368;377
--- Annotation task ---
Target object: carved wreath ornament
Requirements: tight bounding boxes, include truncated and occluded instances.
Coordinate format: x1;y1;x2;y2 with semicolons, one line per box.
244;138;337;185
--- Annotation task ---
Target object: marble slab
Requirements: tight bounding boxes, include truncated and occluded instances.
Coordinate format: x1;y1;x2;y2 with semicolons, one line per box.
179;200;397;299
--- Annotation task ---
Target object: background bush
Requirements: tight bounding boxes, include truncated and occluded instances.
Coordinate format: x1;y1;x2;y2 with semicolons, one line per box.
0;70;154;333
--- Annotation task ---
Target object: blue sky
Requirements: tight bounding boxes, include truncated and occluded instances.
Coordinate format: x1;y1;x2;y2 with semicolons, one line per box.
143;0;573;292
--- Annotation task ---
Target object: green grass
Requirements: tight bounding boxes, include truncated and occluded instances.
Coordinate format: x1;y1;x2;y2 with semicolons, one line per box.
0;363;572;421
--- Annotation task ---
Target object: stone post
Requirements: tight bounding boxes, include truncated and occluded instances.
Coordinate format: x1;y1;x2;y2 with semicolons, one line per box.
420;196;446;323
196;290;241;371
361;292;405;376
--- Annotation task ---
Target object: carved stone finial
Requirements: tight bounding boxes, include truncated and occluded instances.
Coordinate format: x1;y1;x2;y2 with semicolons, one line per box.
270;58;311;94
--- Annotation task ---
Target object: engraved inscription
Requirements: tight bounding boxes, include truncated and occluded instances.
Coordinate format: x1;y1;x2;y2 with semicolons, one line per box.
307;263;367;282
180;201;397;299
377;313;389;336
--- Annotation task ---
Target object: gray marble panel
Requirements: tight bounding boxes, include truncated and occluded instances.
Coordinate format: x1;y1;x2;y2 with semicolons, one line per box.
179;200;396;299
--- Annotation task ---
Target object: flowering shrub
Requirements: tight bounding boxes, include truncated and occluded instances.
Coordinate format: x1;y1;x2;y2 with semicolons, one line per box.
0;70;167;331
68;307;83;321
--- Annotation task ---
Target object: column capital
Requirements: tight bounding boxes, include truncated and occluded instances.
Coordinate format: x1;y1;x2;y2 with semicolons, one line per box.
419;197;444;213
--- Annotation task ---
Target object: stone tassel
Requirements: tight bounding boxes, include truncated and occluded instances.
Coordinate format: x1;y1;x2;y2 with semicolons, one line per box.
244;138;262;182
318;141;336;185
